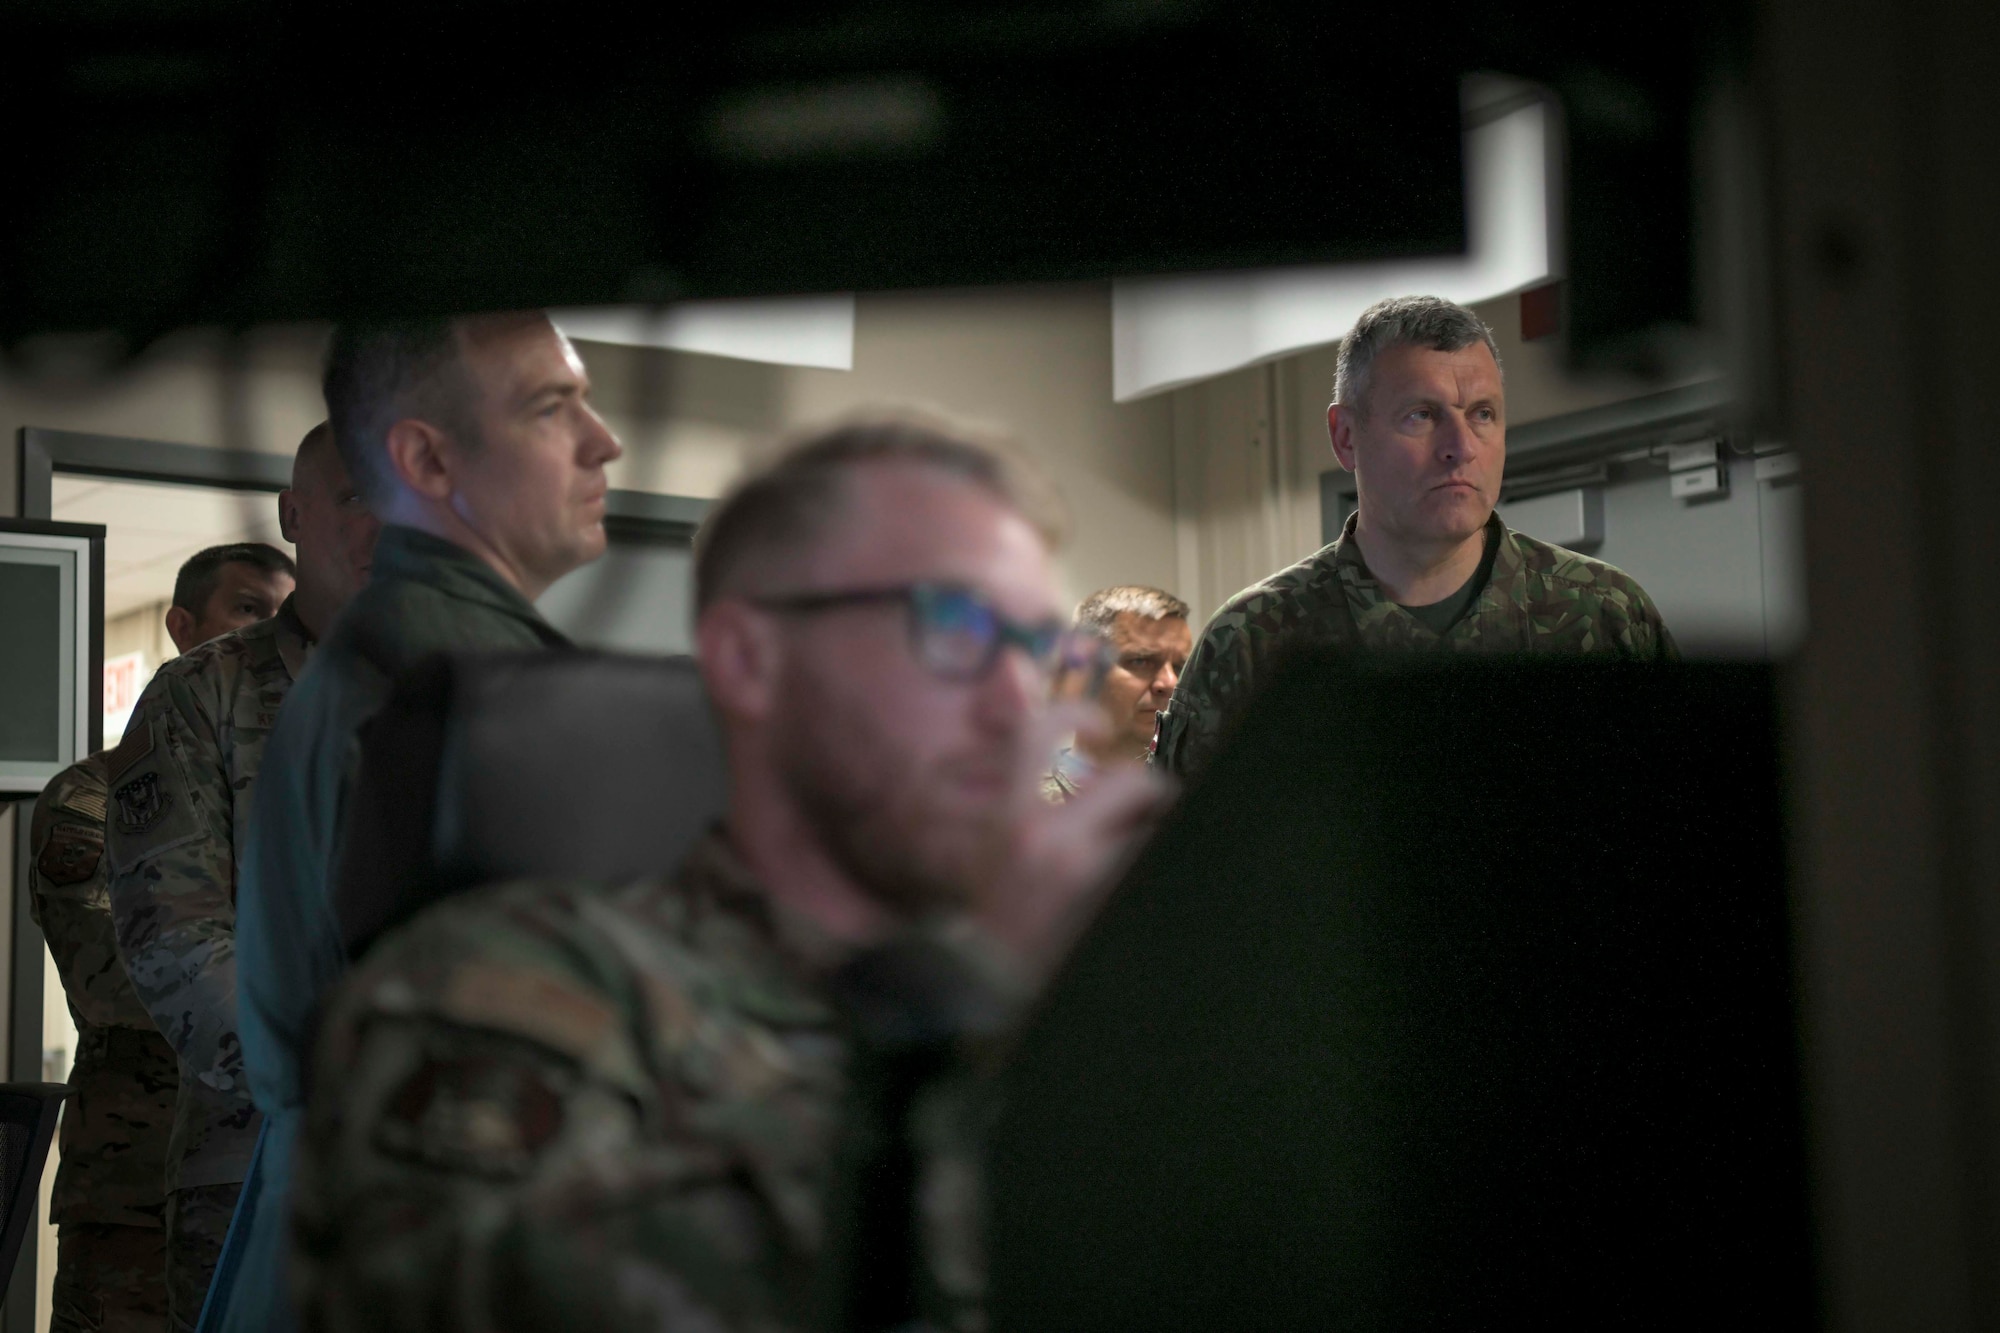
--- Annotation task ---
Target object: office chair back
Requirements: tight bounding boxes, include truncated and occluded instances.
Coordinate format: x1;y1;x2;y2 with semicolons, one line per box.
0;1083;67;1304
334;651;728;959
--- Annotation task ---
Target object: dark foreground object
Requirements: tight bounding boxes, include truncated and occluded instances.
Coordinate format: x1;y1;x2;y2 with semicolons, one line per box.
989;655;1815;1330
0;1084;67;1305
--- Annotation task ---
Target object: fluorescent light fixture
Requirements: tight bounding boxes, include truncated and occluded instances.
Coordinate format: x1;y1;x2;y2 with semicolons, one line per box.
552;295;857;371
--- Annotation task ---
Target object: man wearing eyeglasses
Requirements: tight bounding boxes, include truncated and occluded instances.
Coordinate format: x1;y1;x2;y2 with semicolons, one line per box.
291;412;1166;1332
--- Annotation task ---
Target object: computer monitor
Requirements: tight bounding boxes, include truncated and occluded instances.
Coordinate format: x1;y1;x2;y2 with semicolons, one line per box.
0;519;104;796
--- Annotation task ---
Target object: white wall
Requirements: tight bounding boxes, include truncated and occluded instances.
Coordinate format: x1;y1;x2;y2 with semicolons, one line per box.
587;284;1179;605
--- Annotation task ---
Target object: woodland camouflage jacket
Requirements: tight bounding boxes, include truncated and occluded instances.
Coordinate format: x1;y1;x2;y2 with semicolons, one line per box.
296;830;1017;1333
1154;513;1678;782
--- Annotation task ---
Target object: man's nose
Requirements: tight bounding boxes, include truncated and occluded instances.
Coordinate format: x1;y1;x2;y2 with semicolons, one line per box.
583;408;624;465
1436;411;1474;462
973;645;1039;728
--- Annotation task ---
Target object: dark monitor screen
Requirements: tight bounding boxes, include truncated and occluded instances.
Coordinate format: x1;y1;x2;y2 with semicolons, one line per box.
0;563;62;764
0;522;99;795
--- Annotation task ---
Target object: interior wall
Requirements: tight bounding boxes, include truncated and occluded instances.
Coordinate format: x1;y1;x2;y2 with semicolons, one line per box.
587;284;1179;605
0;327;328;471
105;602;175;673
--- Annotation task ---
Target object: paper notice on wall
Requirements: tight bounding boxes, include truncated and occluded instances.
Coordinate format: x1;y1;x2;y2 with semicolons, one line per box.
104;652;146;746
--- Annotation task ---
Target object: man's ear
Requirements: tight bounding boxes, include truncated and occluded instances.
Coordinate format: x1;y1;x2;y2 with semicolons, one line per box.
696;601;782;723
383;419;456;502
164;605;199;655
1328;403;1360;473
277;488;301;544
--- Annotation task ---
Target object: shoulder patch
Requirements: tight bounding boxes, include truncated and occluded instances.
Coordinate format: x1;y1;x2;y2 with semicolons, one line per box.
111;771;176;836
36;825;103;886
439;960;622;1063
105;721;154;785
373;1041;569;1180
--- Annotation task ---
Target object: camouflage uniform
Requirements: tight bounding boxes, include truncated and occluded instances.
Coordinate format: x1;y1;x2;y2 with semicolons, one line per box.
296;829;1019;1333
29;755;178;1333
104;599;313;1330
1155;513;1679;781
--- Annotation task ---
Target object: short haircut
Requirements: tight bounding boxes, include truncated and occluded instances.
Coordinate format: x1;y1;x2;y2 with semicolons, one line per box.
1075;585;1189;634
322;318;476;505
693;410;1067;612
1332;295;1502;418
171;543;295;614
289;421;336;491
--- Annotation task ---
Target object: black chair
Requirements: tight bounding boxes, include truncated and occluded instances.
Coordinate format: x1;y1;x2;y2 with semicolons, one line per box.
0;1083;67;1304
333;651;729;959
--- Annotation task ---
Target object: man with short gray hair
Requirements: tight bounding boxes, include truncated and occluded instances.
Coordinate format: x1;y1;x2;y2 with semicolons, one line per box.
1046;585;1191;800
1155;294;1676;781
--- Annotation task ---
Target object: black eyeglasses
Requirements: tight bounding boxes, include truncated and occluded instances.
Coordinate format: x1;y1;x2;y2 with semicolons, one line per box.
752;582;1068;681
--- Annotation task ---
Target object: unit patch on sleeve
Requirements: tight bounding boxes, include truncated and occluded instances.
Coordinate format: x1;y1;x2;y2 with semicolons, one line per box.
113;771;174;835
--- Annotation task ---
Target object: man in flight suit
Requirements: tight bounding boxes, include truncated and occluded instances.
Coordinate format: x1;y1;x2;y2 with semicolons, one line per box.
218;312;622;1333
1155;295;1678;781
34;541;295;1332
104;430;375;1331
292;414;1166;1333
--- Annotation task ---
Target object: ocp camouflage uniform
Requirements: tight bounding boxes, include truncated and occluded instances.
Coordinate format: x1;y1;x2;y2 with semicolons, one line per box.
296;829;1020;1333
30;754;178;1333
105;599;312;1330
1154;512;1679;781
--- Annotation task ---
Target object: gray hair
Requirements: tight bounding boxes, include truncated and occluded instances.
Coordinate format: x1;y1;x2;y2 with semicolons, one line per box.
1332;295;1502;417
1075;585;1189;634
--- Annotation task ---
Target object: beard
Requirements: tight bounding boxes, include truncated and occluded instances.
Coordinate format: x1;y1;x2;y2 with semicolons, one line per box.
773;662;1014;920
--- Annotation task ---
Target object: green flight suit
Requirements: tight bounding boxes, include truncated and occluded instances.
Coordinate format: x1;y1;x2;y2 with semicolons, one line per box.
222;525;569;1333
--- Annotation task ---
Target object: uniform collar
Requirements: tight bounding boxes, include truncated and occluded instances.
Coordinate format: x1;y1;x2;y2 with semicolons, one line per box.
677;826;860;978
273;594;314;682
368;524;559;638
1332;510;1512;611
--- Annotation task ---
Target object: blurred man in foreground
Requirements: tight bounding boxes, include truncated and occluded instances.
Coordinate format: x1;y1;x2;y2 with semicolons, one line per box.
294;414;1165;1332
221;313;620;1332
31;541;294;1333
105;432;373;1332
1155;294;1677;781
1045;584;1191;801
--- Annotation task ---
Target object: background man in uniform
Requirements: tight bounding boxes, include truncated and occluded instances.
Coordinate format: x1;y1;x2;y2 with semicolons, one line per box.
105;428;375;1332
29;545;288;1333
293;414;1165;1332
220;312;621;1333
1045;584;1191;800
1155;294;1678;781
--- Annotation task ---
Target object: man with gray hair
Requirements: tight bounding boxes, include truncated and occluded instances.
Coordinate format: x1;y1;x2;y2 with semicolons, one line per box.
1155;294;1676;781
1046;585;1191;800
